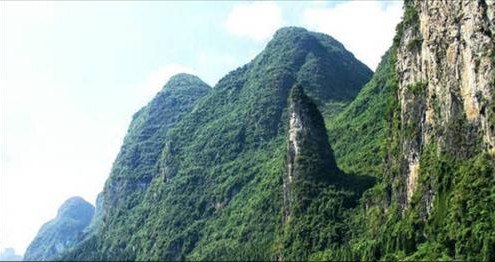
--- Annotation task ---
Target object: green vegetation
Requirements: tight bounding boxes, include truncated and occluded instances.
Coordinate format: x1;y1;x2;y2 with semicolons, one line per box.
281;85;374;260
62;27;372;261
406;81;427;96
326;47;399;176
314;2;495;259
407;37;423;51
103;73;211;213
402;1;420;30
59;4;495;260
324;144;495;261
393;2;419;47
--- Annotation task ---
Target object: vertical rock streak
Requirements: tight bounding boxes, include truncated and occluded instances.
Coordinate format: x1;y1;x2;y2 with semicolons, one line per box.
396;0;495;206
284;96;303;222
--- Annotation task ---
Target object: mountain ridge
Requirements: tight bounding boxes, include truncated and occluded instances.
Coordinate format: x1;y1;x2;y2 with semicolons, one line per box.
60;25;373;261
31;2;495;260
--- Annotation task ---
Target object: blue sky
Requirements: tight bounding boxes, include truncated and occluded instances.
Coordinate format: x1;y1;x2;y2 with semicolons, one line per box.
0;0;402;255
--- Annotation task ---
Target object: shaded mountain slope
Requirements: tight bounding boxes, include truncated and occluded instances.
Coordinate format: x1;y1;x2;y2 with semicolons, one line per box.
326;48;399;177
60;73;211;260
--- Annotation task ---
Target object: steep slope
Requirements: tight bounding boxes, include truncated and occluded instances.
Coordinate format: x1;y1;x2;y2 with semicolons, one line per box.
317;0;495;260
123;27;371;261
386;1;495;259
284;85;339;222
24;197;94;261
281;85;374;260
60;73;211;260
57;2;494;260
62;27;372;261
327;48;399;176
104;73;211;214
69;192;104;245
85;192;104;234
392;0;494;207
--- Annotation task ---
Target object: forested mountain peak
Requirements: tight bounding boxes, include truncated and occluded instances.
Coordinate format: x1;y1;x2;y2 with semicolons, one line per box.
30;1;495;260
58;26;373;261
164;73;210;90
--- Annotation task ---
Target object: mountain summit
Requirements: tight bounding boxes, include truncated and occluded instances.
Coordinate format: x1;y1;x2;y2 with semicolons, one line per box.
164;73;209;89
247;26;372;107
44;1;495;260
61;27;372;261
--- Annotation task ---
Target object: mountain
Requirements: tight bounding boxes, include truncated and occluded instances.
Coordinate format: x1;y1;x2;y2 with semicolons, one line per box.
317;0;495;260
59;0;494;260
61;72;213;260
104;73;211;214
280;85;374;260
23;197;94;261
61;27;372;261
84;192;104;234
0;248;22;261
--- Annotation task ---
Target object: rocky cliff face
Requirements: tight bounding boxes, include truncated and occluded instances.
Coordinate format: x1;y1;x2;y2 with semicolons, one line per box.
394;0;495;206
280;85;369;260
284;85;338;222
24;197;94;261
318;2;495;260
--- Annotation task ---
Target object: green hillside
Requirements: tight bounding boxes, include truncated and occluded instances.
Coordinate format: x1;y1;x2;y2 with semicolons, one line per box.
52;1;495;260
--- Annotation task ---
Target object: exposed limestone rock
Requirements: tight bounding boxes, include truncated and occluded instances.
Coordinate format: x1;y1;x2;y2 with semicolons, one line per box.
283;85;338;221
395;0;495;206
284;90;304;222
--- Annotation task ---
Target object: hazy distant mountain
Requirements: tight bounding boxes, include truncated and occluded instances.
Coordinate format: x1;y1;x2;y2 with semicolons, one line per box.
0;248;22;261
23;197;94;261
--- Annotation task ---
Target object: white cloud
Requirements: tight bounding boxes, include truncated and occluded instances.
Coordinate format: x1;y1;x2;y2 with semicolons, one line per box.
136;64;195;104
225;1;283;42
302;1;403;70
